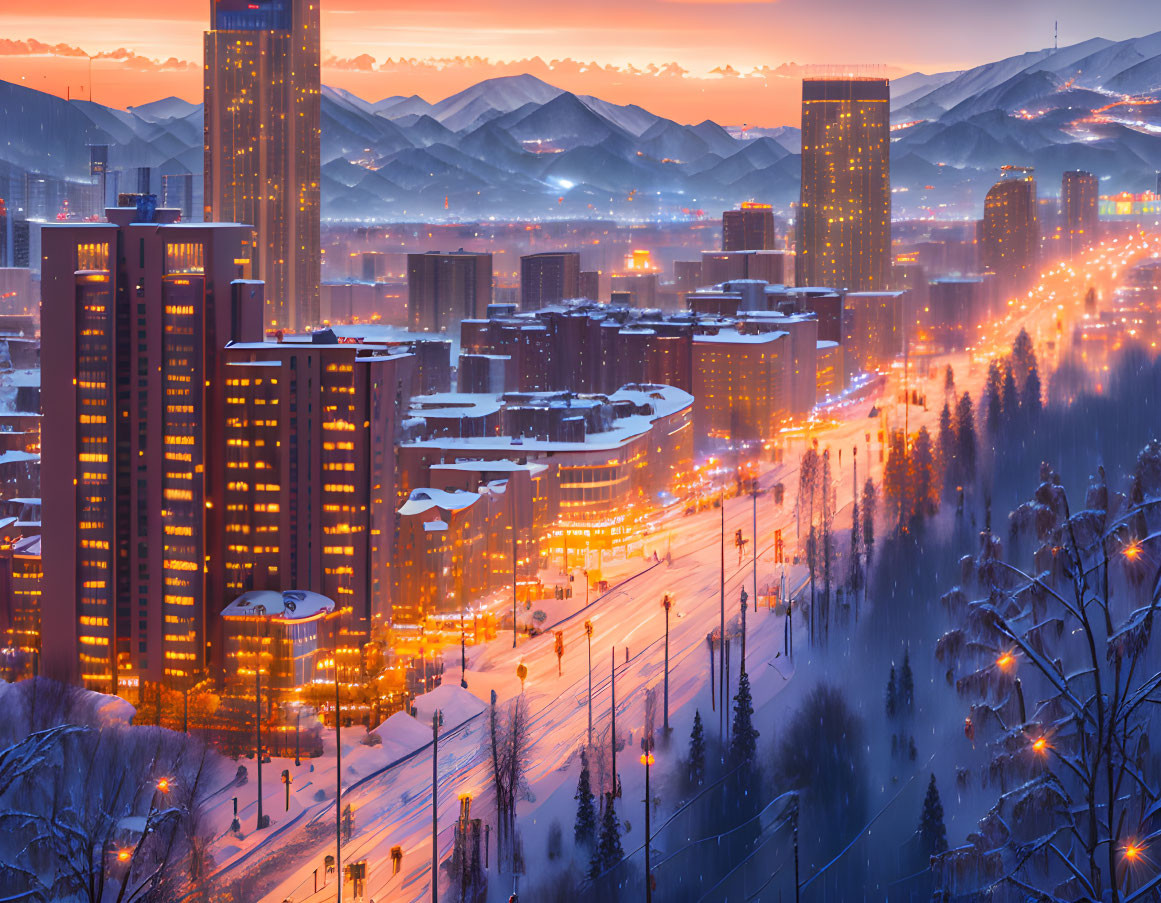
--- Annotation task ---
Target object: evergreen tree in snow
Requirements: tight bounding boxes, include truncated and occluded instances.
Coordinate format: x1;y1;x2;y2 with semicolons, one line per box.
984;359;1003;437
591;792;623;877
1000;363;1019;424
954;392;977;482
687;709;706;790
937;401;956;488
944;364;955;397
729;670;759;766
899;648;915;712
574;748;597;849
911;427;939;518
1022;360;1042;415
885;665;898;719
918;773;948;857
862;478;876;560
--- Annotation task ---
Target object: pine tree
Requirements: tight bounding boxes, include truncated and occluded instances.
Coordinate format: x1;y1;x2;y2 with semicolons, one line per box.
862;478;876;559
1011;328;1035;390
884;428;911;531
574;748;597;849
1023;360;1042;415
591;792;623;877
954;392;977;483
938;401;956;489
729;670;759;766
688;709;706;790
918;773;948;857
900;649;915;711
984;360;1003;437
944;364;955;397
886;665;898;719
911;427;939;518
847;497;863;592
1001;363;1019;424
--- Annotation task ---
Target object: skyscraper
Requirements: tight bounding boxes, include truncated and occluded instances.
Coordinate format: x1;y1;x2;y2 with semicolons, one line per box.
408;251;493;333
40;201;262;691
204;0;321;332
521;252;580;310
982;169;1038;296
722;203;776;252
1062;170;1099;256
797;76;891;291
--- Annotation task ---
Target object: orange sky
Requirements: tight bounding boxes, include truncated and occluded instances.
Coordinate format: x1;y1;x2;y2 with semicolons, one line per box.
0;1;1152;124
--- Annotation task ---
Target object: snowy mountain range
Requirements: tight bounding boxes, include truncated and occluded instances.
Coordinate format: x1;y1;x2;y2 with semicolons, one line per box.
2;30;1161;222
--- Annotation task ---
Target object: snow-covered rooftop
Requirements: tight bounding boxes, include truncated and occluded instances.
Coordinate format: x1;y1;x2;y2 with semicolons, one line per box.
399;487;481;517
221;589;336;621
693;329;786;345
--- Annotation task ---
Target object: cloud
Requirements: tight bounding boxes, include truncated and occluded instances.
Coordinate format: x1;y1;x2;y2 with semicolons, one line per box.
0;37;196;71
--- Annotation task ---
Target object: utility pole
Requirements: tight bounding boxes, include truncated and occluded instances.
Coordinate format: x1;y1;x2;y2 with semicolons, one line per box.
511;485;518;649
255;618;266;831
793;796;801;903
751;476;758;628
432;709;439;903
719;484;725;742
661;596;671;733
335;658;343;903
610;647;617;798
740;587;748;674
642;746;655;902
585;621;594;746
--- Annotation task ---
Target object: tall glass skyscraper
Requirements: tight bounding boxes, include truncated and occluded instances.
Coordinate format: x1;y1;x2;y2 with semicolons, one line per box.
204;0;321;331
797;77;891;292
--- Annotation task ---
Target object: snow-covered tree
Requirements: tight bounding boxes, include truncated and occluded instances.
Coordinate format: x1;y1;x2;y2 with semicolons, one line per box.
953;392;977;484
574;748;597;850
886;665;898;719
917;773;948;858
486;692;532;873
728;671;758;767
1000;362;1019;424
933;442;1161;901
687;709;706;791
591;792;623;878
899;648;915;712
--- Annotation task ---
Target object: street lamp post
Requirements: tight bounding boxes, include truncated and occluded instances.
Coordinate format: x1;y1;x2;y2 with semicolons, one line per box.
641;746;655;902
661;595;671;734
460;606;468;689
584;620;594;746
740;587;748;674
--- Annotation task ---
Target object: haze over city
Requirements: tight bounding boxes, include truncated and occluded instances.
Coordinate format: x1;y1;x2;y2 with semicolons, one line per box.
0;1;1161;902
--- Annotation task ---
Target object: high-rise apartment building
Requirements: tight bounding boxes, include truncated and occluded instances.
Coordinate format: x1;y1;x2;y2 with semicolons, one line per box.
204;0;321;332
982;169;1038;296
222;335;415;641
40;202;262;692
798;77;891;291
520;252;580;311
408;251;492;333
1062;170;1099;256
722;203;776;251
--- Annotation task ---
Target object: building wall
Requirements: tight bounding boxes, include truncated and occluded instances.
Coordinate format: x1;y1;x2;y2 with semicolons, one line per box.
693;333;788;441
798;78;890;291
41;213;258;690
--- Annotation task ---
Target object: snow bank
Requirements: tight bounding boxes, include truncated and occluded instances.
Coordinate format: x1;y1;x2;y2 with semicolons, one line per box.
412;683;488;728
371;711;433;760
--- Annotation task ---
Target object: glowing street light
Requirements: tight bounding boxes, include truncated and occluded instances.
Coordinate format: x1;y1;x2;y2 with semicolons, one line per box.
156;777;170;793
1031;737;1049;756
116;848;132;863
996;651;1016;671
1124;841;1145;863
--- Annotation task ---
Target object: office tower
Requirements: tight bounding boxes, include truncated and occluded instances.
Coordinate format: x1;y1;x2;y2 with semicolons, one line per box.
222;335;415;642
1062;170;1099;256
798;76;891;291
40;201;262;692
579;270;600;302
982;168;1038;295
204;0;321;331
162;173;195;222
520;251;580;310
408;250;492;333
89;146;108;213
722;202;776;251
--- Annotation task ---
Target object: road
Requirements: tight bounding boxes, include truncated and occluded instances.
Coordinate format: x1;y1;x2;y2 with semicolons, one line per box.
201;233;1161;902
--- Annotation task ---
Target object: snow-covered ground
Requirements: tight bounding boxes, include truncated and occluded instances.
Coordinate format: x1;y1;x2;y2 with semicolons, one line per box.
193;235;1161;902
